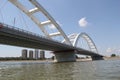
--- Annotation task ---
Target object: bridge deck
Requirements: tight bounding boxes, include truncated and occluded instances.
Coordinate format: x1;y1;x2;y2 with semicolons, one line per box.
0;23;103;57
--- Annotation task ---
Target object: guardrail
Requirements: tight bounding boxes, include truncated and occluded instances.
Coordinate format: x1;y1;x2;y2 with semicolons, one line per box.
0;22;42;37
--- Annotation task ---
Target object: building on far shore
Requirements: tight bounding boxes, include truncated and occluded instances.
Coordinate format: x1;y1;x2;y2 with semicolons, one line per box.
29;50;33;59
35;49;39;59
21;49;46;60
22;49;27;59
40;50;45;59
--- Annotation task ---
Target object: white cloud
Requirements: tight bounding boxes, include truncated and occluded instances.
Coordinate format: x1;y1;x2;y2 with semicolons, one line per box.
117;49;120;52
106;48;113;53
106;48;120;53
78;17;88;27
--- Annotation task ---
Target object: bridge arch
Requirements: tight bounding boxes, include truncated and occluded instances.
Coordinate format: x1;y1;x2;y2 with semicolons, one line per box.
8;0;98;53
9;0;72;45
68;33;98;53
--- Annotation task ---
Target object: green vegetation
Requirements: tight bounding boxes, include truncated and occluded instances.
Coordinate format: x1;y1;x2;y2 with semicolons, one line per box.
0;57;46;61
111;54;116;57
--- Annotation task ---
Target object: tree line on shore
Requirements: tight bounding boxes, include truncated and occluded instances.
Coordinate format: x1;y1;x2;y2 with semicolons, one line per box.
0;57;47;61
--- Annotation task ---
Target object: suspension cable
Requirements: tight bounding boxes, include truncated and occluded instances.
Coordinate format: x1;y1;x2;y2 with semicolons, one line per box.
0;0;8;23
0;10;4;23
18;10;30;30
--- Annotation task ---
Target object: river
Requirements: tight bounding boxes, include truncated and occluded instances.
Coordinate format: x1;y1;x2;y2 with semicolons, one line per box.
0;60;120;80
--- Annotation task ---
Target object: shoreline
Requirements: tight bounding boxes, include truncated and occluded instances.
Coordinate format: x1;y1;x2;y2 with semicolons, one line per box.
0;57;120;62
103;56;120;60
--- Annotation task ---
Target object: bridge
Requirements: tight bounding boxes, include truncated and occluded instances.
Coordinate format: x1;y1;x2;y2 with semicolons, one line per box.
0;0;103;62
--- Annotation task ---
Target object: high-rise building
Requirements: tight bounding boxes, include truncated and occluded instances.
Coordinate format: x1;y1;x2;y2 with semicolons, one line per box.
29;50;33;59
22;49;27;59
40;50;45;59
35;49;39;59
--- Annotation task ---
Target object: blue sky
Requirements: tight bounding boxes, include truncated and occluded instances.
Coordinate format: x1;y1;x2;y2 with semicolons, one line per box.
0;0;120;57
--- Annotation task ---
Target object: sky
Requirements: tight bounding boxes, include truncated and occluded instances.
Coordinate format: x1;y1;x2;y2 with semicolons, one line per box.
0;0;120;57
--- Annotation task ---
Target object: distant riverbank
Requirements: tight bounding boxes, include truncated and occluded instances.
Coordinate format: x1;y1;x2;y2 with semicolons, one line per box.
0;56;120;62
104;56;120;60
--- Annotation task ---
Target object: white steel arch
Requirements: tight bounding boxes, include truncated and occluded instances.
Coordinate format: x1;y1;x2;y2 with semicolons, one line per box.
67;33;98;53
9;0;72;45
8;0;98;53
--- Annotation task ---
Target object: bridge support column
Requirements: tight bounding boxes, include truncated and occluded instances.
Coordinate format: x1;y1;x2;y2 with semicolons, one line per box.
91;56;104;60
54;50;76;62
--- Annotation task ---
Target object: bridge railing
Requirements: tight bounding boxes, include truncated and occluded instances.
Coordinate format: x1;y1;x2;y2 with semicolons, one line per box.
0;22;40;37
0;22;50;39
0;22;74;48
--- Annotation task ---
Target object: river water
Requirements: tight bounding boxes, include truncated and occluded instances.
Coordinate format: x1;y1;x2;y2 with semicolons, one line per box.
0;60;120;80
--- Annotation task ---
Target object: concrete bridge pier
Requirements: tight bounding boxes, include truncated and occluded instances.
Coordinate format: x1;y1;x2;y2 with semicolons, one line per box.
91;55;104;60
54;50;76;62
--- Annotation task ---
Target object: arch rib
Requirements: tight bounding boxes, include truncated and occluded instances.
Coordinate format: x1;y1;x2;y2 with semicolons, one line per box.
68;33;98;53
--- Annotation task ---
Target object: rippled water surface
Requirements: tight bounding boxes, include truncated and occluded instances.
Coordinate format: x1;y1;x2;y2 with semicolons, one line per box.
0;60;120;80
